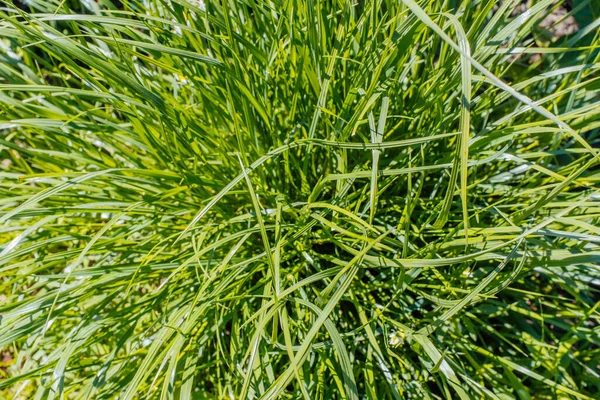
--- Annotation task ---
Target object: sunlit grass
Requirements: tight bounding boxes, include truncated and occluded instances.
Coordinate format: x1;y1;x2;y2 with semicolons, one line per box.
1;0;599;398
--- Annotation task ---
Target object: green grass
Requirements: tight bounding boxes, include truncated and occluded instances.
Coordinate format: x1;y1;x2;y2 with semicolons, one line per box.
1;0;599;398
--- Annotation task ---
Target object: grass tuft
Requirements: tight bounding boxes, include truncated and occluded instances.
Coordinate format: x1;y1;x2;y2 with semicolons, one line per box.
1;0;599;398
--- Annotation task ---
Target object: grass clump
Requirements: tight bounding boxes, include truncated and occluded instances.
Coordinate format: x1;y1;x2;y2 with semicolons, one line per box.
1;0;599;398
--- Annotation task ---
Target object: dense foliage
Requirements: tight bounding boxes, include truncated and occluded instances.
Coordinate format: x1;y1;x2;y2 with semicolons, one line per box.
1;0;599;398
